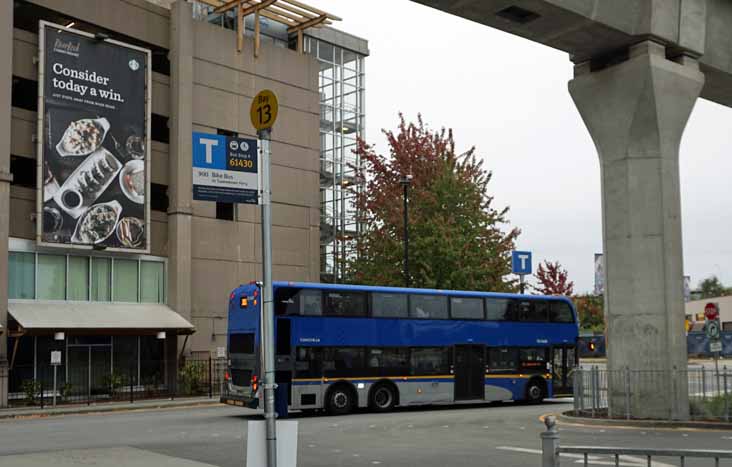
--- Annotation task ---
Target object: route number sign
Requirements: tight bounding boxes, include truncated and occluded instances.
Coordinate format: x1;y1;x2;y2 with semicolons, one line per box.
250;89;278;131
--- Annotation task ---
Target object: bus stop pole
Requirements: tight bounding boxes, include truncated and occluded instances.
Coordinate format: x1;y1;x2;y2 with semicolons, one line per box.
259;127;277;467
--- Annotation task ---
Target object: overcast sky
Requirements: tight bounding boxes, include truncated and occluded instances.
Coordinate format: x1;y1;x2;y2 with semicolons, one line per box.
315;0;732;294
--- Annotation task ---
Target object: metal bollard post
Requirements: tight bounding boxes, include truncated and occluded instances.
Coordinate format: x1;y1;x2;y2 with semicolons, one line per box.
624;366;631;420
541;415;560;467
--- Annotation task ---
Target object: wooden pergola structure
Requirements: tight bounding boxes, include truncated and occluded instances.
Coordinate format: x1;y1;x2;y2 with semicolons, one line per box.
197;0;341;56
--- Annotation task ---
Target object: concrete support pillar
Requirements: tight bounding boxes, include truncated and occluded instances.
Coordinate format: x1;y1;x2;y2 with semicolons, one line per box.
168;1;194;357
569;41;704;420
0;0;13;408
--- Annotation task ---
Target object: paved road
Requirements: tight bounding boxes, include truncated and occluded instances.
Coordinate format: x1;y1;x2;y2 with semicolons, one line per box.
0;402;731;466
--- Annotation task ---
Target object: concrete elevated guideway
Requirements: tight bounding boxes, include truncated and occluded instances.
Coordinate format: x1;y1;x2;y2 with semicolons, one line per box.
411;0;732;420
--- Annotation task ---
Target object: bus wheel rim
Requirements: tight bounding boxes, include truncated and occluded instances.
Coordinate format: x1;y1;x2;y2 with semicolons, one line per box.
529;385;541;399
333;391;348;409
374;388;391;408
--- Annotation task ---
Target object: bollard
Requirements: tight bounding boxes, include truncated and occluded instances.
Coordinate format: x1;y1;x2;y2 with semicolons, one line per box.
624;367;631;420
541;415;560;467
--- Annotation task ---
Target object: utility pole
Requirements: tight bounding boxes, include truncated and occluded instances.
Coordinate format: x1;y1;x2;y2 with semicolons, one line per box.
400;174;412;287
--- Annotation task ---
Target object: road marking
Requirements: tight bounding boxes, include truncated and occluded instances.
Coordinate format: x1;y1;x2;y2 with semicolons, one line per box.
496;447;675;467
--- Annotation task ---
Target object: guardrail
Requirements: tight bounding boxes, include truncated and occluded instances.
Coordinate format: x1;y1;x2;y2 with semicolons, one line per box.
573;366;732;422
541;416;732;467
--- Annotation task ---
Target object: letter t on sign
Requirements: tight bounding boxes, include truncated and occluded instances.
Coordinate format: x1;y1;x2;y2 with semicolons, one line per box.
200;138;219;165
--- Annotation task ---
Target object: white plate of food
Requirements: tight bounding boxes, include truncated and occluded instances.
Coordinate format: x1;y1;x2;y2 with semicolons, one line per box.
56;117;110;157
119;160;145;204
71;200;122;245
53;148;122;219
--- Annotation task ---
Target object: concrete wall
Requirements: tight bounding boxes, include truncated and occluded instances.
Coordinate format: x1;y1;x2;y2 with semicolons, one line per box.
7;0;322;357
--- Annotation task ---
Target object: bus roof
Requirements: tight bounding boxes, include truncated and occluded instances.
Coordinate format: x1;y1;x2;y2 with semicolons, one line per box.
234;281;573;304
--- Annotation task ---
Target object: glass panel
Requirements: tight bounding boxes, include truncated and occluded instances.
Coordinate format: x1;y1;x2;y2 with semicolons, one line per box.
519;300;548;322
91;257;111;301
486;298;512;320
324;292;366;317
113;336;138;383
322;347;365;377
140;261;165;303
318;42;334;62
450;297;484;320
372;293;408;318
140;336;165;387
37;254;66;300
410;347;449;375
230;333;255;354
67;256;89;301
295;347;322;378
8;252;35;299
113;259;138;302
549;301;575;323
366;347;409;376
409;294;448;319
488;348;518;371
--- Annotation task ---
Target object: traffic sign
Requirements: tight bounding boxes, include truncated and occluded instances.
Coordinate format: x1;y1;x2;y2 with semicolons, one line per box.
50;350;62;366
250;89;278;131
511;251;532;275
705;302;719;321
706;319;721;340
710;341;723;353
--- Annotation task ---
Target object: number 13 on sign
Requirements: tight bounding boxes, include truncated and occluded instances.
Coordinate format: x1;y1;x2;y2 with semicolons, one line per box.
250;89;279;131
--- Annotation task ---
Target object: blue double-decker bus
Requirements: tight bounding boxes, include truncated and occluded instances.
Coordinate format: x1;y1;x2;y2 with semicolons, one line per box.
221;282;578;416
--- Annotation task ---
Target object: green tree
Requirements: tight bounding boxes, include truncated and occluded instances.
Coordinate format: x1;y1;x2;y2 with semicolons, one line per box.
698;276;731;299
573;294;604;333
347;114;520;291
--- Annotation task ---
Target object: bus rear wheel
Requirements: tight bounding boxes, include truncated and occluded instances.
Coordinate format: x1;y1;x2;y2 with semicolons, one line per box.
370;383;397;412
525;379;545;404
326;385;355;415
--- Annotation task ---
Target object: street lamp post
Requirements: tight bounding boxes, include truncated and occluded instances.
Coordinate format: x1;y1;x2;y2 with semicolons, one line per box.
400;175;413;287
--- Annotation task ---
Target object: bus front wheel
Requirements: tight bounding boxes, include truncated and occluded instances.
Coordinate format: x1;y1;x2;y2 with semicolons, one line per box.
326;384;355;415
369;383;397;412
525;379;546;404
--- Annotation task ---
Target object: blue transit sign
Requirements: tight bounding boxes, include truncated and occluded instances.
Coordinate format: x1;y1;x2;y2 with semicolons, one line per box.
512;251;532;275
192;132;258;204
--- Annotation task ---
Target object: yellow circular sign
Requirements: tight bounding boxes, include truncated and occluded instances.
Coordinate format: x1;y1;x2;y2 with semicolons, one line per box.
250;89;278;131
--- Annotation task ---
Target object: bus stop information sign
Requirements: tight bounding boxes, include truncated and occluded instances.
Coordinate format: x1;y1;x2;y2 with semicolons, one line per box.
192;132;259;204
512;251;532;294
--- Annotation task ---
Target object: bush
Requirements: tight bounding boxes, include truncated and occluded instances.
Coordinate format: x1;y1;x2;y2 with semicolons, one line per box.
178;361;207;395
21;380;41;406
690;394;732;420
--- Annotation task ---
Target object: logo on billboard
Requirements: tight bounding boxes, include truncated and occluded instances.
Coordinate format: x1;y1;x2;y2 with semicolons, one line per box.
38;22;150;252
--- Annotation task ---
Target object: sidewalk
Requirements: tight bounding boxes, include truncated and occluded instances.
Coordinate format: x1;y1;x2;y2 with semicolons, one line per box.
0;396;223;420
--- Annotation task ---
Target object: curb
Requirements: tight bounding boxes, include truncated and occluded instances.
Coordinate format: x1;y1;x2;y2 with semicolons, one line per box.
0;399;224;420
556;411;732;431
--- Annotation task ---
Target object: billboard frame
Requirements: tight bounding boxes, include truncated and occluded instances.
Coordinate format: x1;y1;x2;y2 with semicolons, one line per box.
35;20;152;254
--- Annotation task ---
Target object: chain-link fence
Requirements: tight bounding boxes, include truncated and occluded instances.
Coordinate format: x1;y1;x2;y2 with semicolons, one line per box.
7;357;228;408
573;365;732;421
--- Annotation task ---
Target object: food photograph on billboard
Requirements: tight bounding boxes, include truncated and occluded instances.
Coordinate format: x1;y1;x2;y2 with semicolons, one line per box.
37;21;151;252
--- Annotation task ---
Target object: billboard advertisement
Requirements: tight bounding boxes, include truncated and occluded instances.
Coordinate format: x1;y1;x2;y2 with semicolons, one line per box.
37;22;151;252
192;132;259;205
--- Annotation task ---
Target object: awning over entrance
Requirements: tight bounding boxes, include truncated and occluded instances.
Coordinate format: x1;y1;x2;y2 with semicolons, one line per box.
8;302;195;335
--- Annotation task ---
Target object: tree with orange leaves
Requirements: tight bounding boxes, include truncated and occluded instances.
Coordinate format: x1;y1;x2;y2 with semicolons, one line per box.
346;114;520;292
533;260;575;296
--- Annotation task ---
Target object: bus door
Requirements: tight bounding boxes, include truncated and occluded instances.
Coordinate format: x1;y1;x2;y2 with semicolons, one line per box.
454;345;485;401
551;345;576;396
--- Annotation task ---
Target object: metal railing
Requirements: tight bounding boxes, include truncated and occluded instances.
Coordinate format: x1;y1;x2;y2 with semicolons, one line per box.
541;416;732;467
7;357;227;408
573;366;732;421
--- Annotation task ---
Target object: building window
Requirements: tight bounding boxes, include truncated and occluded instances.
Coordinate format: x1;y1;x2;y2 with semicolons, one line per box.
151;113;169;144
151;183;169;212
8;252;34;299
36;254;66;300
140;261;165;303
67;256;90;301
10;156;35;188
11;76;37;112
216;202;235;221
91;257;112;301
113;259;139;303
